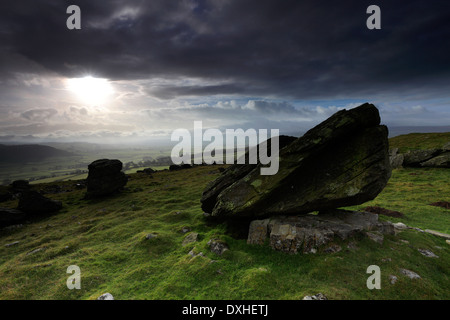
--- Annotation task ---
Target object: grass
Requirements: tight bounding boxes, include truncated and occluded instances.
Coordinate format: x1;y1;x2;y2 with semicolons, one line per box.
0;164;449;300
389;132;450;153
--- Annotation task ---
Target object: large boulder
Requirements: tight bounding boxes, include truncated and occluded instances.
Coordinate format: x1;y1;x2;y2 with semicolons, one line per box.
201;103;391;219
0;207;27;228
17;190;62;214
200;135;297;214
85;159;128;198
420;151;450;168
403;149;441;167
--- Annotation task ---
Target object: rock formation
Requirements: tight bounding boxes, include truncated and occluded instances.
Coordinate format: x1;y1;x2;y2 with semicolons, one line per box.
247;210;394;254
85;159;128;199
392;143;450;169
201;103;391;219
0;207;27;228
17;190;63;214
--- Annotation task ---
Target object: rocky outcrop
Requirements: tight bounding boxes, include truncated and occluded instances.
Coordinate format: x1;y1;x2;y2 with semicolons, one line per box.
17;190;62;214
420;151;450;168
85;159;128;198
200;135;297;214
201;103;391;219
0;207;27;228
389;148;404;169
399;144;450;168
247;210;394;254
403;149;441;167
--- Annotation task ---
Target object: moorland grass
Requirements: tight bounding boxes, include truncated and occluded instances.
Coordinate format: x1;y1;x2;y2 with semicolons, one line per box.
0;165;448;300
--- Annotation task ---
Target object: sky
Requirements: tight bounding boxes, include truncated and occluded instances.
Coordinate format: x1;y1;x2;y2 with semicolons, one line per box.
0;0;449;145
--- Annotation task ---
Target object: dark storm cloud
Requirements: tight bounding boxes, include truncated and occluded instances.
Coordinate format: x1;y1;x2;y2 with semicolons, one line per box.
1;0;449;100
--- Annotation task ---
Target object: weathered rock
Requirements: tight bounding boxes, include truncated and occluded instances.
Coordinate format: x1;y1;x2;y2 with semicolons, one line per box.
389;148;404;169
393;222;408;230
366;231;384;244
207;239;229;255
420;151;450;168
202;103;391;219
0;207;27;228
145;233;158;240
389;275;398;284
303;293;328;300
418;248;438;258
400;268;421;279
424;229;450;240
182;232;199;246
200;135;298;214
85;159;128;198
17;191;62;215
247;210;394;254
403;149;441;167
4;241;20;247
97;293;114;300
443;142;450;151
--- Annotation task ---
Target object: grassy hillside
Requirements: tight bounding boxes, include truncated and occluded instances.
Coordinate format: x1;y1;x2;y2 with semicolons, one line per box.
389;132;450;153
0;165;449;300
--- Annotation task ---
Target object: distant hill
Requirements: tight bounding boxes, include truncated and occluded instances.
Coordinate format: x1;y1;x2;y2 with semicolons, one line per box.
389;132;450;153
0;144;75;163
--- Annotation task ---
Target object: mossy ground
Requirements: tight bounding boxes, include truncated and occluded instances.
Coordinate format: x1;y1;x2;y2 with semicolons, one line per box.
0;163;448;300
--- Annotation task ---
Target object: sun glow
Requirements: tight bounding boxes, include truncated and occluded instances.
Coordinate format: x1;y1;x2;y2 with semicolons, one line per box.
67;76;114;105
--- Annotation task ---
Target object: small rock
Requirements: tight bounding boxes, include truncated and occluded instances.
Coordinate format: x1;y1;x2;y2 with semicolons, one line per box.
303;293;328;300
393;222;408;230
324;244;342;254
97;293;114;300
366;231;384;244
180;227;191;233
446;240;450;246
27;247;46;256
418;249;439;258
389;275;398;284
381;258;392;262
207;239;229;255
399;268;421;279
182;232;199;246
188;250;205;258
145;233;158;240
424;229;450;240
5;241;20;247
399;239;409;244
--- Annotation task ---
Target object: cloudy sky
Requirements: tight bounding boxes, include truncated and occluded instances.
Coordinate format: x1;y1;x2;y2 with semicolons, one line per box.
0;0;449;144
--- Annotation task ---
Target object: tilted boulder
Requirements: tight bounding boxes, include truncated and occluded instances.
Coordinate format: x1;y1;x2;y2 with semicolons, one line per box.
201;103;391;219
85;159;128;198
200;135;297;214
